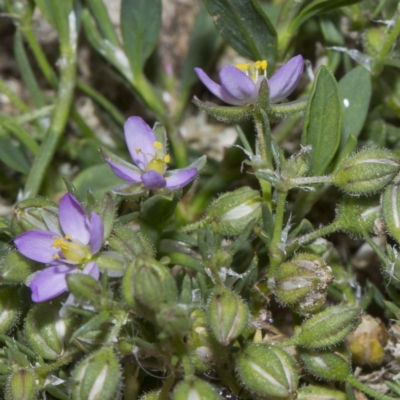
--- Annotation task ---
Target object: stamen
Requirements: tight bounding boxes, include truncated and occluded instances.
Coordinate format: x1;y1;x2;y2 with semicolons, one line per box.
260;60;267;70
164;155;170;163
154;141;163;149
135;147;141;154
65;234;71;240
53;253;60;259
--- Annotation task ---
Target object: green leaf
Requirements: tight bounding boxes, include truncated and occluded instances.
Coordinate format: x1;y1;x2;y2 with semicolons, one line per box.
140;194;178;246
301;66;341;176
203;0;277;68
291;0;364;30
84;0;120;46
72;163;125;200
338;66;371;147
0;134;30;173
120;0;162;73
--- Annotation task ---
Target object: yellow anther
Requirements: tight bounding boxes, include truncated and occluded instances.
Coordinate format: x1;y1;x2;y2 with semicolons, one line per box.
236;63;250;71
254;61;261;69
53;253;60;259
154;141;163;149
260;60;267;70
65;234;71;240
135;147;141;154
164;154;171;163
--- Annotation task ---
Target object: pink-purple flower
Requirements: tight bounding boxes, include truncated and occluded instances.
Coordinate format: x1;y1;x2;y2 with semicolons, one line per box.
14;193;104;303
102;116;206;196
194;55;304;106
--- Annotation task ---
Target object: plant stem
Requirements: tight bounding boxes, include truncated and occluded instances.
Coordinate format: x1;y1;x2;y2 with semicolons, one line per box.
287;220;342;249
35;349;81;376
289;175;333;187
272;191;288;244
378;6;400;61
159;374;175;400
346;374;397;400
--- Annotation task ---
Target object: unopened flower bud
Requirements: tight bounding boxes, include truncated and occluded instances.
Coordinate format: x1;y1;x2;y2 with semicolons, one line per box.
25;303;76;360
0;287;19;334
172;378;221;400
346;315;388;366
66;273;102;304
295;305;361;348
0;252;36;284
236;343;298;399
336;196;380;236
282;149;309;180
11;197;59;235
155;304;190;339
187;310;217;371
300;348;351;381
133;257;177;311
297;385;347;399
381;179;400;244
207;288;249;345
71;347;121;400
7;369;37;400
204;187;262;236
269;253;332;315
333;148;400;195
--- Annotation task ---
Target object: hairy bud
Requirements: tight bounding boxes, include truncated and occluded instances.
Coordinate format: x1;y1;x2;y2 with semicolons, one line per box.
71;347;121;400
300;348;351;381
294;305;361;348
172;378;221;400
156;304;190;339
236;344;298;399
7;369;37;400
333;148;400;194
206;288;249;345
381;178;400;244
269;253;332;315
25;303;75;360
297;385;347;399
204;187;262;236
0;287;19;334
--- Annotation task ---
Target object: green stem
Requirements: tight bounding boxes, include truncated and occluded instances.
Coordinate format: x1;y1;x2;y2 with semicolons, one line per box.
289;175;333;187
235;124;253;155
378;6;400;61
0;78;31;113
35;349;81;376
24;16;77;197
272;191;288;244
361;231;390;268
159;374;175;400
346;374;397;400
287;220;342;249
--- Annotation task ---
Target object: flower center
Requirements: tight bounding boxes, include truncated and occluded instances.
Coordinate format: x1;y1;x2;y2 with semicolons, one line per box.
236;60;268;82
145;141;170;174
52;235;92;263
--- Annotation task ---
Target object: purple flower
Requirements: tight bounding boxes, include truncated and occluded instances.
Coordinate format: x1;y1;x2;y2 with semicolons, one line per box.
14;193;104;303
102;117;206;196
194;55;304;106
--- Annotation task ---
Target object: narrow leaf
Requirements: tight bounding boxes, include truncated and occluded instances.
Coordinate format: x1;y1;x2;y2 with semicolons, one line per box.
203;0;277;67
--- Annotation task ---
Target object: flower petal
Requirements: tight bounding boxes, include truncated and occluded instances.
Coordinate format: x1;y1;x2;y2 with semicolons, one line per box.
104;157;142;182
219;65;255;103
124;117;156;170
269;55;304;103
15;230;61;263
82;261;100;280
194;68;247;106
59;193;90;245
89;212;104;254
165;168;197;189
30;264;78;302
141;171;167;190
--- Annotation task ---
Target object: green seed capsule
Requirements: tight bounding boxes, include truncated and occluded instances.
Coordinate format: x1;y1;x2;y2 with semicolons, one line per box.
295;305;361;349
333;148;400;194
300;348;351;381
269;253;332;315
0;287;19;334
0;252;36;284
172;378;222;400
296;385;347;399
66;274;102;304
7;369;37;400
381;178;400;244
236;344;298;399
71;347;121;400
25;303;76;360
206;288;249;346
204;187;262;236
